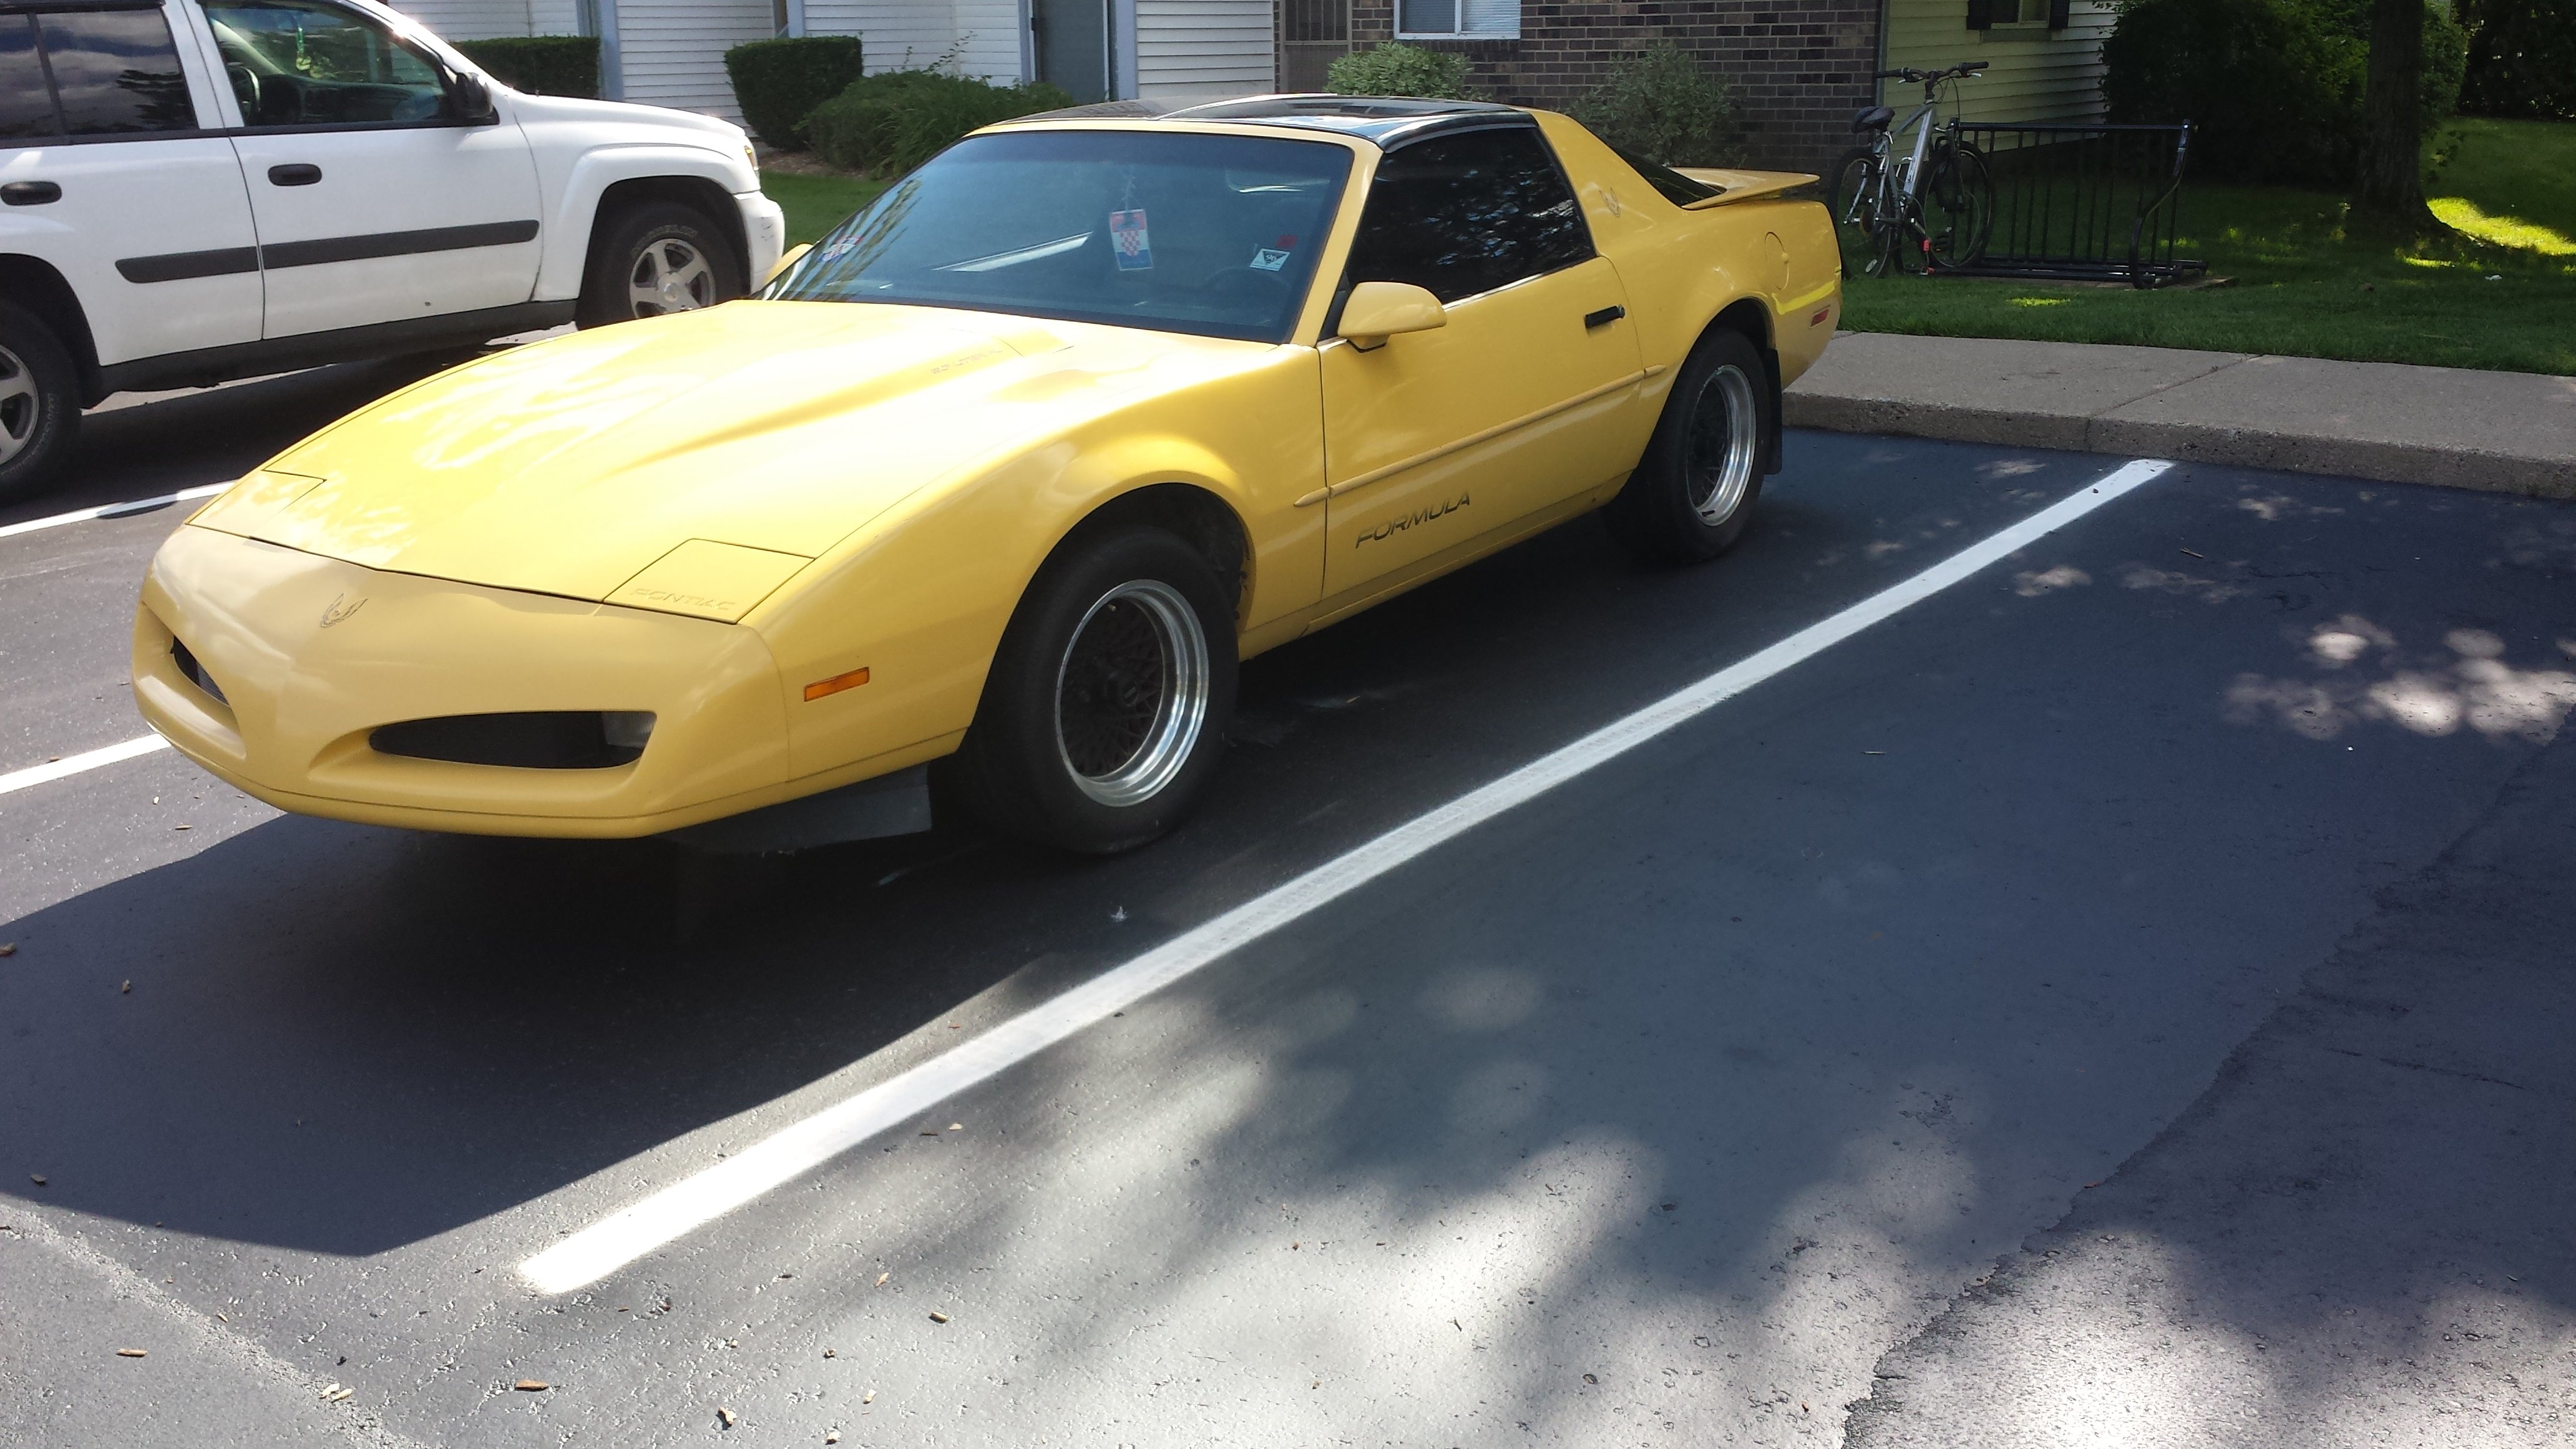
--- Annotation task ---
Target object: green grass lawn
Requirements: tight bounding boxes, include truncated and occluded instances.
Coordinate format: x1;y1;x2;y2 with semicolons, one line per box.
760;168;887;246
1838;117;2576;376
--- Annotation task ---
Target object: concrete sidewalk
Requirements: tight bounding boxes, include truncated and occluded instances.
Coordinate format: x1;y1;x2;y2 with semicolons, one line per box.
1785;333;2576;498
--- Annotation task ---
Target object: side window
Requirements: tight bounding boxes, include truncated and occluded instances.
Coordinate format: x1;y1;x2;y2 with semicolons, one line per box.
202;0;449;127
38;8;197;134
0;6;199;140
1344;125;1593;305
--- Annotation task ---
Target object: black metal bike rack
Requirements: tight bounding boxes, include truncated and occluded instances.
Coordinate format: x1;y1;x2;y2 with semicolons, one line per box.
1934;122;2205;288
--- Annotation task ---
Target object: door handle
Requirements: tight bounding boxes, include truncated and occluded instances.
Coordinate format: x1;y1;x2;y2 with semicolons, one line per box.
1583;305;1626;329
267;163;322;187
1;181;61;206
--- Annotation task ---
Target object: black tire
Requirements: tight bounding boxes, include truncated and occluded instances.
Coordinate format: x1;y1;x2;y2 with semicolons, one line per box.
0;297;80;504
1924;140;1994;270
1826;146;1881;278
1603;328;1772;565
576;200;746;329
952;525;1239;854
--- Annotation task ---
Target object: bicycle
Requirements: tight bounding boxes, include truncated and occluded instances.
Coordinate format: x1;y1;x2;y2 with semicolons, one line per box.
1830;63;1997;278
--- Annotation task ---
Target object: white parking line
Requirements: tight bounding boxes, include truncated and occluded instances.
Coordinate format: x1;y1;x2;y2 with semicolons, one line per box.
0;484;227;544
0;734;170;798
519;457;2177;1295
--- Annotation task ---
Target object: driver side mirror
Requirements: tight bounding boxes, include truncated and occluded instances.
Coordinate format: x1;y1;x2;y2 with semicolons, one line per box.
446;71;495;123
1338;281;1445;352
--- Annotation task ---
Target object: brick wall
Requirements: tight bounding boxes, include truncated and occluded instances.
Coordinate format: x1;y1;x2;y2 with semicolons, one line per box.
1342;2;1882;175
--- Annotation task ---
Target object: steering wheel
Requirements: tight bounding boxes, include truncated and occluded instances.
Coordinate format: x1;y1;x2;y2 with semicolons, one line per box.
226;62;261;122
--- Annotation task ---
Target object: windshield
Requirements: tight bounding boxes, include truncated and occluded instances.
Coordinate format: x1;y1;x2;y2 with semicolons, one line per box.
766;129;1352;344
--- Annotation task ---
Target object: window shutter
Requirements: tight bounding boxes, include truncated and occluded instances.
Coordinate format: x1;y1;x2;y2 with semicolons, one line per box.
2047;0;2071;28
1965;0;1993;31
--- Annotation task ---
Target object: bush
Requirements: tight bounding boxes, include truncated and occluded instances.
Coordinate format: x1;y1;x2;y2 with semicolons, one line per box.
803;71;1074;174
1325;43;1475;100
1569;42;1737;166
2459;0;2576;119
453;36;598;99
725;35;867;151
2104;0;2467;185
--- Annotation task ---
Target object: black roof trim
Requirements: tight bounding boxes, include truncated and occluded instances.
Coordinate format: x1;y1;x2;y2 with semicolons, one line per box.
1007;93;1534;145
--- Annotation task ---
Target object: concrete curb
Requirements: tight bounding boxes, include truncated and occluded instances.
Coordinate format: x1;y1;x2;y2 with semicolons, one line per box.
1783;335;2576;500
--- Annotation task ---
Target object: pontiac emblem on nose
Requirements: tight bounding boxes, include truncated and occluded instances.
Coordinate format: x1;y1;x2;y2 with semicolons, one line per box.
319;593;366;628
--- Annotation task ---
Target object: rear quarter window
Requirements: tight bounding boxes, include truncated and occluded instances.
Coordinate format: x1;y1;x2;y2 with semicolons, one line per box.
0;4;198;139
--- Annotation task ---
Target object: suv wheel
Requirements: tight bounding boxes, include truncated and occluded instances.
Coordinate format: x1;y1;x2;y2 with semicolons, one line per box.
577;201;745;328
0;297;80;503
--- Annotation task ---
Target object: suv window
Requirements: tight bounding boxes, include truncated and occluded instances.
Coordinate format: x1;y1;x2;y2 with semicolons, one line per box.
1344;125;1592;305
204;0;447;127
0;6;197;140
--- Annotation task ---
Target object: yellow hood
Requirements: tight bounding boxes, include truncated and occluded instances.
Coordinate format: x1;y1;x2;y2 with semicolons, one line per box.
190;302;1263;617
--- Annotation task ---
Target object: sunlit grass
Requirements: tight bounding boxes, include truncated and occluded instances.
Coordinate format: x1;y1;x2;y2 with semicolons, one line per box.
1838;117;2576;376
2427;196;2575;256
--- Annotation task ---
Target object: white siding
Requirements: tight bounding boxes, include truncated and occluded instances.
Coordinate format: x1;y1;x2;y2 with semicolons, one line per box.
804;0;966;75
613;0;775;118
951;0;1021;82
1134;0;1269;97
395;0;543;41
1881;0;2114;125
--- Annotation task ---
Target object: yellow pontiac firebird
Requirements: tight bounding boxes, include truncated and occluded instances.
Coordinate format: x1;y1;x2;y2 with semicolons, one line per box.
132;96;1840;854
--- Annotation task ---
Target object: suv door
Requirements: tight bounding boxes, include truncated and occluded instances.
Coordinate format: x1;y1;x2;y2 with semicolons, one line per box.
197;0;540;339
0;0;263;368
1319;124;1644;600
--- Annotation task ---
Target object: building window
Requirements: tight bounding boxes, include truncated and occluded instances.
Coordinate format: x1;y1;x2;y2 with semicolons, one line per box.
1395;0;1517;42
1993;0;2049;24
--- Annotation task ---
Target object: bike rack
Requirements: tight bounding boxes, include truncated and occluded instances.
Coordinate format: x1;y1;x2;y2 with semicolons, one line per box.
1934;122;2205;289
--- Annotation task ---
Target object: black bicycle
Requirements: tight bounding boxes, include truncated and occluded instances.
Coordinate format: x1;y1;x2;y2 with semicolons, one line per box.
1830;63;1996;276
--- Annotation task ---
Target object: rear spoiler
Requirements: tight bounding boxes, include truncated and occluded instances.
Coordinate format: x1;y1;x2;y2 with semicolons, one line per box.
1670;168;1821;208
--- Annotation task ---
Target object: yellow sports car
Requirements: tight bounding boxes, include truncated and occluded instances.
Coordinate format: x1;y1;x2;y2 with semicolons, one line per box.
133;96;1840;854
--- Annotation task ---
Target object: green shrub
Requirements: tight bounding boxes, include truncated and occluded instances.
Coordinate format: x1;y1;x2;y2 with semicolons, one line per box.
453;36;598;99
2104;0;2467;185
2458;0;2576;119
803;71;1074;174
725;35;867;150
1569;42;1737;166
1325;43;1475;100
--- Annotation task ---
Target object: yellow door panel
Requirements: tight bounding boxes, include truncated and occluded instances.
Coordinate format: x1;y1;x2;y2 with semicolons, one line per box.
1321;256;1642;597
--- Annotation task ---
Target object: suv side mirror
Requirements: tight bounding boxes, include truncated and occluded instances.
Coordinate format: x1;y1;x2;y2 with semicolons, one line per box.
1339;281;1445;351
446;71;495;123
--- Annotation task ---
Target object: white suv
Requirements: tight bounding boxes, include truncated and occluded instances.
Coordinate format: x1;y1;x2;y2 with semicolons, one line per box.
0;0;784;499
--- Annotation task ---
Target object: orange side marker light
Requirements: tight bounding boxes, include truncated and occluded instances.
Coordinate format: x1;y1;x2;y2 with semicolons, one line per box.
804;667;870;701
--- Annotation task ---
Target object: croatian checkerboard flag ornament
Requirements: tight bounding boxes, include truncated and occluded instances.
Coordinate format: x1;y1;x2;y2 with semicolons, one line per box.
1110;209;1152;271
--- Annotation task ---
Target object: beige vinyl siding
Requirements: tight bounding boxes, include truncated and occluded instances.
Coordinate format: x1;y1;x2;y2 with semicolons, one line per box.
1880;0;2114;125
613;0;775;117
1134;0;1271;98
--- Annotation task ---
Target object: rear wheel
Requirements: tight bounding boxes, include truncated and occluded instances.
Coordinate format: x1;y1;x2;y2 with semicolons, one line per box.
1827;146;1883;278
1603;328;1771;565
954;526;1238;854
577;200;745;328
0;298;80;504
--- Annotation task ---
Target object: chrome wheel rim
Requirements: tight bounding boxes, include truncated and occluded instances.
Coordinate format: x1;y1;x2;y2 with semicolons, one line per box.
0;344;40;467
1055;579;1209;807
1685;363;1760;525
628;238;715;317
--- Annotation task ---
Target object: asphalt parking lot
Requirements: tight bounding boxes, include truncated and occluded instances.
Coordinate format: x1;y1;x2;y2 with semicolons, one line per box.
4;373;2572;1447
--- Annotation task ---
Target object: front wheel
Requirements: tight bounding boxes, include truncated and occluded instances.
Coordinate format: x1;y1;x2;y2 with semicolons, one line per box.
1603;328;1772;565
0;297;80;504
577;201;746;328
1923;140;1994;270
953;526;1239;854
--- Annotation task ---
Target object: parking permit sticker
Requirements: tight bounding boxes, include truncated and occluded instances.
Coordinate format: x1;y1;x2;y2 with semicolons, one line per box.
1110;210;1152;271
1250;233;1297;271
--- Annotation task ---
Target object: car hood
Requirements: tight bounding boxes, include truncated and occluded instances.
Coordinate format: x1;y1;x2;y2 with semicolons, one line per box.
192;303;1272;619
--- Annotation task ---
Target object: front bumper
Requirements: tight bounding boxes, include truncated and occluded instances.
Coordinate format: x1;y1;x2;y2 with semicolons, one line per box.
135;524;815;837
736;189;786;288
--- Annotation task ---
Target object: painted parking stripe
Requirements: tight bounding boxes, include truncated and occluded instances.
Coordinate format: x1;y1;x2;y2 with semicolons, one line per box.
0;734;170;798
519;457;2177;1295
0;484;227;544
